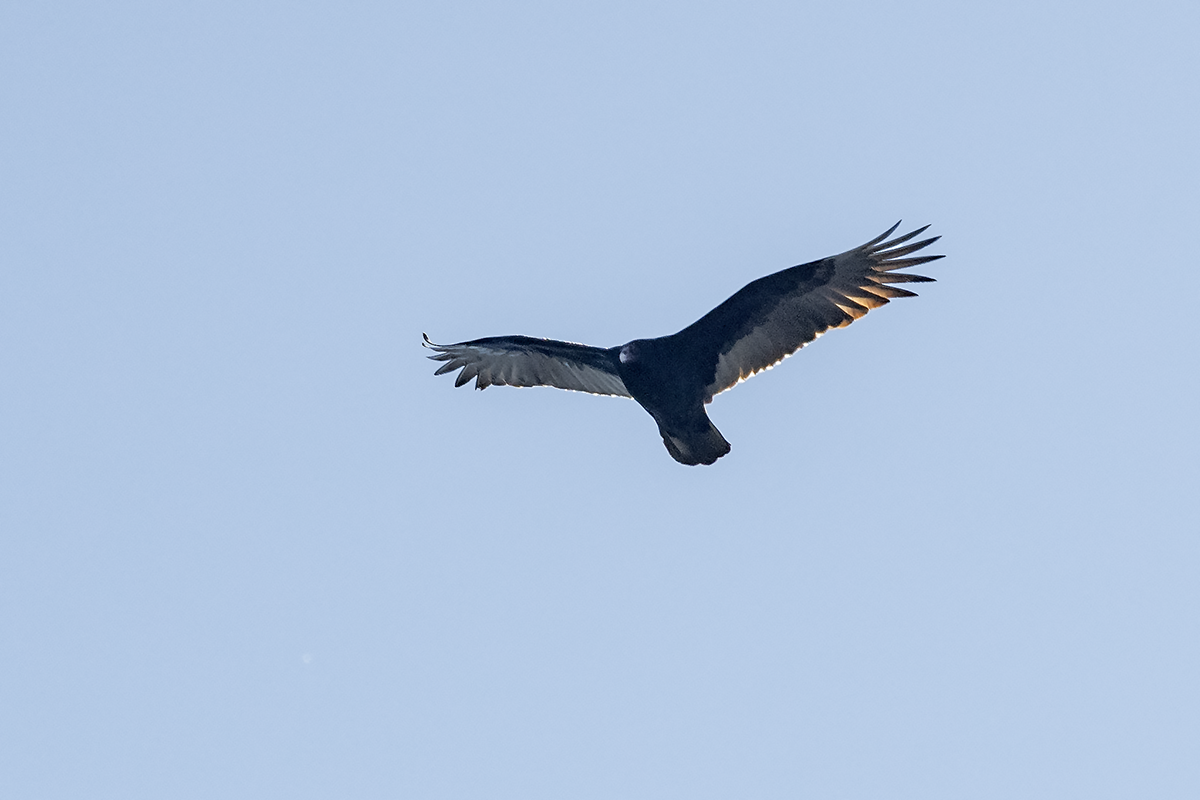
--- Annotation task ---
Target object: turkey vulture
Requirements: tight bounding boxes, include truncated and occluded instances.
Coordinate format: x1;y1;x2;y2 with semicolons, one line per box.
424;222;942;465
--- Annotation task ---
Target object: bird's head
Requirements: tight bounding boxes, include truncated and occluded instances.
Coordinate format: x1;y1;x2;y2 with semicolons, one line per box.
618;340;642;365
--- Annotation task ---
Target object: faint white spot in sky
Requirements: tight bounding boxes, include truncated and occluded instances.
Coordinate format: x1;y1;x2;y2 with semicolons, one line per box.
301;653;313;664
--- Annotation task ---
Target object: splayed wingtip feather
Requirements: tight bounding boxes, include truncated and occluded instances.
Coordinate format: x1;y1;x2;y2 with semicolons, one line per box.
862;221;903;249
872;224;930;251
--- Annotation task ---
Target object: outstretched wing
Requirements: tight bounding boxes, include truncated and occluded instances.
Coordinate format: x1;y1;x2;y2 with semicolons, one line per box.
423;334;631;397
679;222;943;402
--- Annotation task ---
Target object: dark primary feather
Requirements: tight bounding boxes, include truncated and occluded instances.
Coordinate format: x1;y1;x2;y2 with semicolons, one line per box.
684;221;943;401
421;333;631;397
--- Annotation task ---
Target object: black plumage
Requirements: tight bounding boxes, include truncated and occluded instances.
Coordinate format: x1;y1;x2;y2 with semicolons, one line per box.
424;222;943;465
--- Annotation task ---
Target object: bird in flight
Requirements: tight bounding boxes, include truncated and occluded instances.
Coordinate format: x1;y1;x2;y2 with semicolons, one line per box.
424;222;943;465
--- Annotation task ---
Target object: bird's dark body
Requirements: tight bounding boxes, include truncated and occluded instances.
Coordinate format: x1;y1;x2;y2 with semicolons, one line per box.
424;223;943;465
614;335;730;465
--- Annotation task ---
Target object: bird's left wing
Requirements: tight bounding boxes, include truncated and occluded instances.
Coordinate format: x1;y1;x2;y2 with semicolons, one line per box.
678;222;943;402
423;334;631;397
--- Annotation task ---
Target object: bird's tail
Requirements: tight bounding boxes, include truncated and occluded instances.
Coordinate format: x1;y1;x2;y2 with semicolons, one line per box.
658;412;731;466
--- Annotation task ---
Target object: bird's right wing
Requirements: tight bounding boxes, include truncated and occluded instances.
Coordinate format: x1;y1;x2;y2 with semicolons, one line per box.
423;334;631;397
680;222;943;402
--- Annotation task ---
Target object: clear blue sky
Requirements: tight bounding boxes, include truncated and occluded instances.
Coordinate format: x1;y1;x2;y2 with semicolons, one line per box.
3;2;1198;798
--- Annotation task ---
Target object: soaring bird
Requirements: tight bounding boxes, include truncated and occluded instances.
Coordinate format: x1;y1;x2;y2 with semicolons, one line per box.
424;222;942;465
